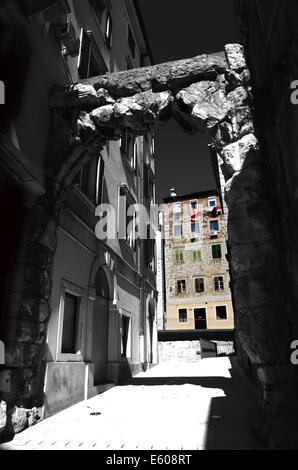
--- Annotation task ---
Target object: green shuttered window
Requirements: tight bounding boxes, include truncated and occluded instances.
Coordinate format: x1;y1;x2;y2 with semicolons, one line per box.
174;249;184;263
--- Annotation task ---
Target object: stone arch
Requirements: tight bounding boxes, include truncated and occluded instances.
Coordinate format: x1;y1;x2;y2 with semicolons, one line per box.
89;255;114;302
46;43;274;368
16;43;287;424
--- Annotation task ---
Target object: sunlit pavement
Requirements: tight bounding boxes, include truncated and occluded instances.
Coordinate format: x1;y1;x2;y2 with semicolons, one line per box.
0;357;265;450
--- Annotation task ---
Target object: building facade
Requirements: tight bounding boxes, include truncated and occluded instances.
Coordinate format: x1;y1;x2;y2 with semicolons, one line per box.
163;190;234;332
0;0;157;436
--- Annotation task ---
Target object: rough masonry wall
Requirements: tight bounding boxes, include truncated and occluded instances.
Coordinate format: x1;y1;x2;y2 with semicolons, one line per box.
235;0;298;449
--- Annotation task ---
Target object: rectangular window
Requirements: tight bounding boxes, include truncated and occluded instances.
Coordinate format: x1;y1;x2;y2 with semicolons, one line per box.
190;200;198;210
178;308;188;323
78;29;108;79
214;276;224;291
174;248;184;263
192;249;202;261
174;225;182;237
121;315;130;357
173;202;181;220
57;281;85;362
61;293;79;354
177;279;186;294
74;156;101;205
119;186;136;250
195;278;204;293
216;305;228;320
144;163;155;204
95;156;105;205
121;130;136;171
208;196;217;208
210;220;219;232
191;222;199;235
128;24;136;58
212;244;222;259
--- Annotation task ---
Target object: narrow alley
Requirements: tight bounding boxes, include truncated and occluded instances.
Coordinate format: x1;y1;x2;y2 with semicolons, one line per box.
0;357;264;450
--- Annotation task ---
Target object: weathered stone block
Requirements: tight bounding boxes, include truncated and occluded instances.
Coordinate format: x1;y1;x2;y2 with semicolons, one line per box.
83;52;228;97
215;121;234;146
38;299;50;322
39;220;57;252
176;81;231;127
225;44;247;71
5;342;25;368
11;406;28;434
23;267;51;299
77;111;96;138
224;164;267;207
17;320;39;343
0;401;13;444
0;401;7;432
227;86;249;109
50;83;100;108
220;133;259;176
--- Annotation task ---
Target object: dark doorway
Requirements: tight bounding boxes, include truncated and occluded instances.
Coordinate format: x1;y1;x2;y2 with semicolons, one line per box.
93;267;110;385
194;308;207;330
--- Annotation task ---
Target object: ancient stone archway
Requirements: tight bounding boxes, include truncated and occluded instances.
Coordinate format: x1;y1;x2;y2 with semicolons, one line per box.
5;43;291;445
44;43;285;370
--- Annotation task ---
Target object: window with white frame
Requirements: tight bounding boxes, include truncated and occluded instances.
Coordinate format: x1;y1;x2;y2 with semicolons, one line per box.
177;279;187;294
120;315;131;358
120;130;137;171
173;202;181;220
173;224;182;238
57;281;85;361
178;308;188;323
210;220;219;232
215;305;228;320
214;276;224;291
208;196;217;208
191;222;199;236
118;186;136;250
194;277;205;293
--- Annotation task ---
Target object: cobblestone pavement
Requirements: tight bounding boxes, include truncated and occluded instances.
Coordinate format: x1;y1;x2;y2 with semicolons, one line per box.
0;357;265;450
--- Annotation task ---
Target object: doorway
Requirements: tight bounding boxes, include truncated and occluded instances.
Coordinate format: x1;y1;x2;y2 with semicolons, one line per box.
92;267;110;385
194;308;207;330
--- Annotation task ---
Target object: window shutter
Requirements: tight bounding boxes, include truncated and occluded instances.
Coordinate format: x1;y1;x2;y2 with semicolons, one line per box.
193;249;201;261
179;249;184;262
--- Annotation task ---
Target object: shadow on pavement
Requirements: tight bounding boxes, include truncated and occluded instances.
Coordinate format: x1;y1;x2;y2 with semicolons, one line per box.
120;359;267;449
